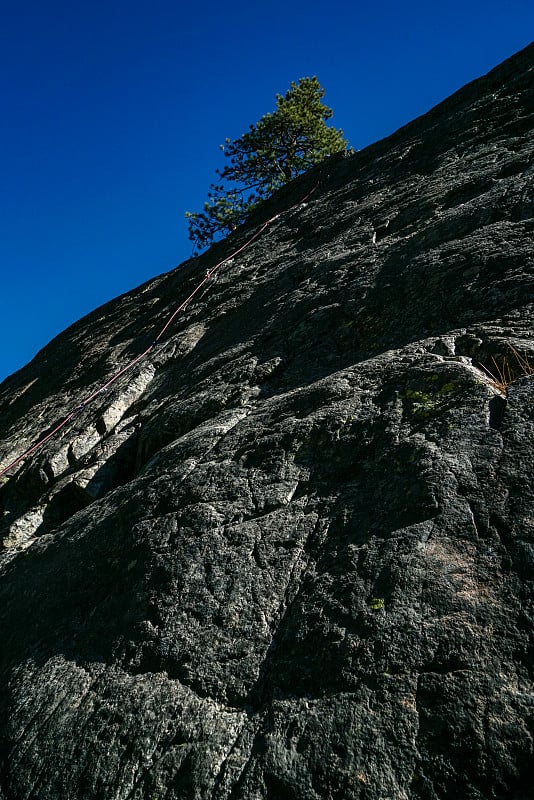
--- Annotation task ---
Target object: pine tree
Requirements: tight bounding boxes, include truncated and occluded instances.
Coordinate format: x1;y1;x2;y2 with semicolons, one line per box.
185;77;347;250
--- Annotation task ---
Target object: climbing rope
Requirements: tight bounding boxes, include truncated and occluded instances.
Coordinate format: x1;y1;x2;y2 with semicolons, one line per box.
0;184;318;480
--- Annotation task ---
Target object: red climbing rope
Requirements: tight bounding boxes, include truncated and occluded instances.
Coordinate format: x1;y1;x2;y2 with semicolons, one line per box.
0;185;317;480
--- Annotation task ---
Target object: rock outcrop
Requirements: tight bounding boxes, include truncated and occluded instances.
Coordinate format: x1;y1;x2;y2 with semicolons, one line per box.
0;44;533;800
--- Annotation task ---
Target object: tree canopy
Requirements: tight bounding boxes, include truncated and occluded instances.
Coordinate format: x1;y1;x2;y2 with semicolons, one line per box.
185;77;347;250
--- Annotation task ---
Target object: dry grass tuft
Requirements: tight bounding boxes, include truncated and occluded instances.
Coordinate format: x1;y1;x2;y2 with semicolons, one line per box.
478;347;533;395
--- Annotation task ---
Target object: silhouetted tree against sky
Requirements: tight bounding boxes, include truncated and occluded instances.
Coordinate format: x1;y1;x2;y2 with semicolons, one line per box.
186;77;347;249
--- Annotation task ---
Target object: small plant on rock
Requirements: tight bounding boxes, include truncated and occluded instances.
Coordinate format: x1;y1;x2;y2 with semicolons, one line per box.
368;597;385;611
478;347;533;395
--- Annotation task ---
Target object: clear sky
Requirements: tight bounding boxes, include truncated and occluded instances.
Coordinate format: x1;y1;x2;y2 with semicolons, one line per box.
1;0;532;384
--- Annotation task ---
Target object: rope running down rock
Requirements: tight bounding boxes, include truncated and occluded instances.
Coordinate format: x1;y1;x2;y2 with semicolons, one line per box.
0;184;318;480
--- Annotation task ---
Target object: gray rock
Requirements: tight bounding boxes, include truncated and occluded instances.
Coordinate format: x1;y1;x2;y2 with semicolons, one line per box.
0;43;533;799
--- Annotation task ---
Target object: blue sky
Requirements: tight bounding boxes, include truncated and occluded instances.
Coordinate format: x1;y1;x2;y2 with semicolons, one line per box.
0;0;532;384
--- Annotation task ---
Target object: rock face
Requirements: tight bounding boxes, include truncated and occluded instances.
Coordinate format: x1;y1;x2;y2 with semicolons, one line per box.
0;44;533;800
